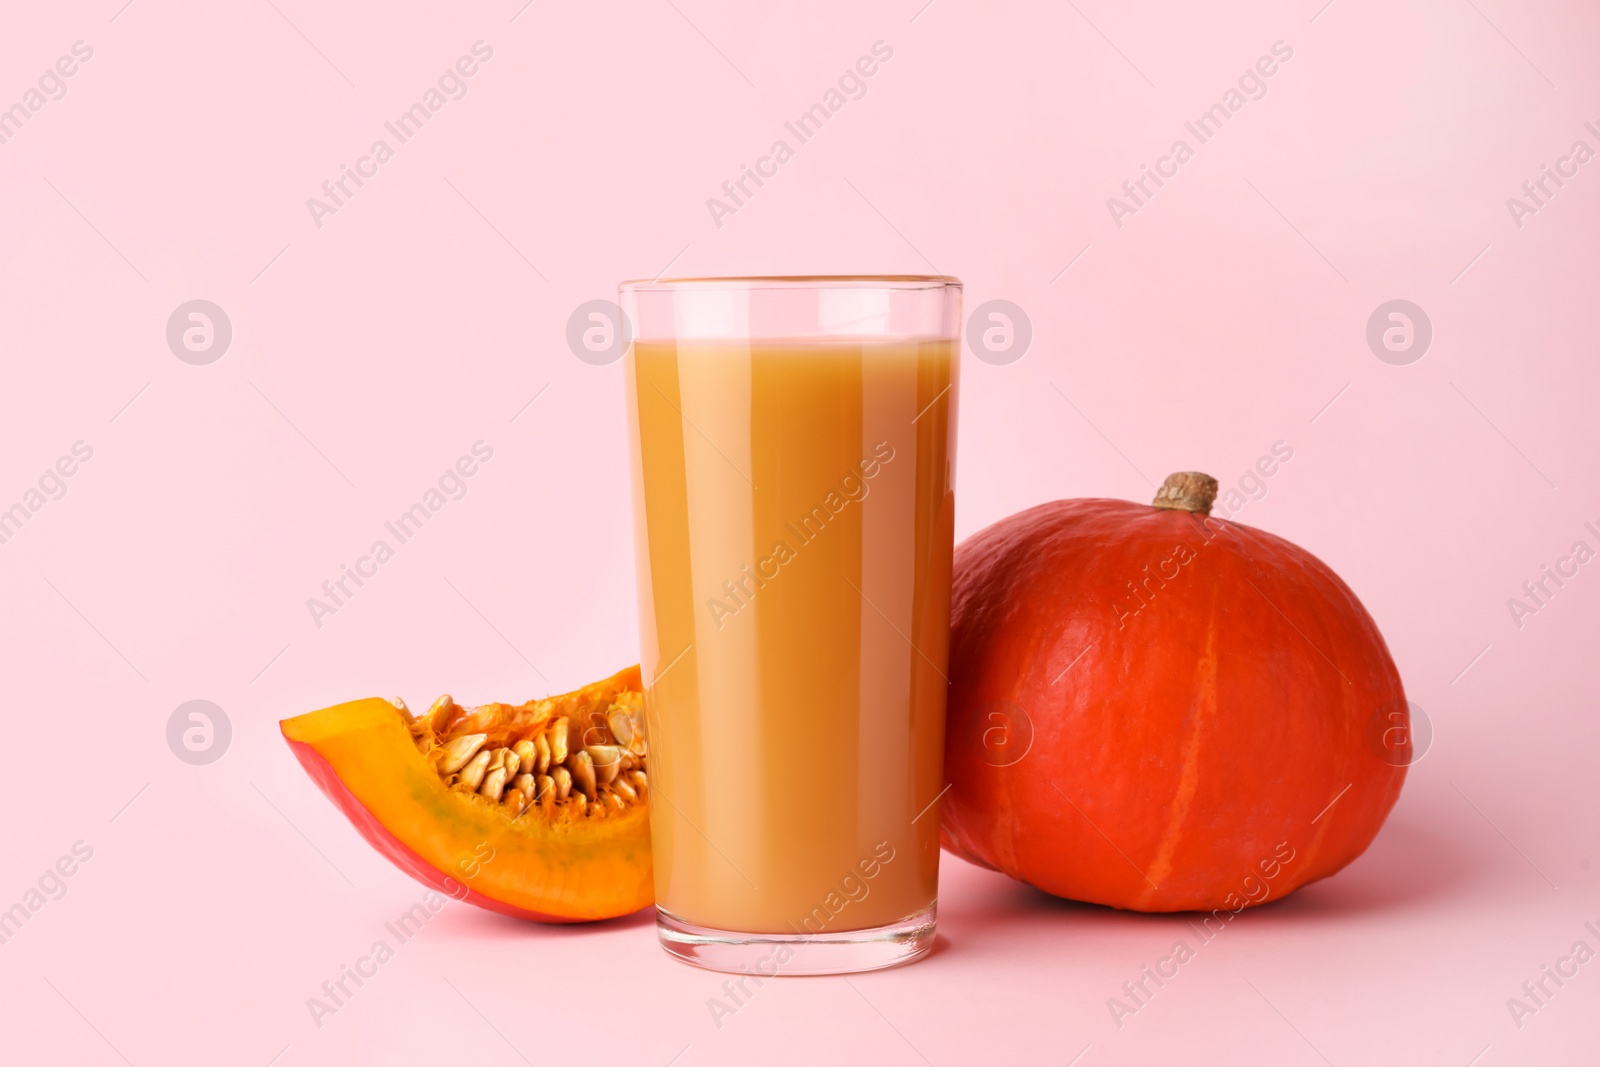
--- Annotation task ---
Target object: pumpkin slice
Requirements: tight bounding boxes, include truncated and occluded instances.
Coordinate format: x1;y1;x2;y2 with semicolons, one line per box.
280;666;652;923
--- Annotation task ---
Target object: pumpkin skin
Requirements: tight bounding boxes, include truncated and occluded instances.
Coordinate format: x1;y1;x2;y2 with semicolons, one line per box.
940;485;1408;912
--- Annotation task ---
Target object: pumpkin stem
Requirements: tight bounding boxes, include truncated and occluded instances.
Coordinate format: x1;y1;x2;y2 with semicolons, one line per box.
1152;472;1219;515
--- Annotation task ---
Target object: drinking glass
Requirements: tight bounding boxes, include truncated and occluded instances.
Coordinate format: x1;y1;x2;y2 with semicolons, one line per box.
620;276;961;975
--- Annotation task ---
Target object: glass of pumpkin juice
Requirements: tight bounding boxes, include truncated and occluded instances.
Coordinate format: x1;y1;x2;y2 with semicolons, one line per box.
619;276;961;974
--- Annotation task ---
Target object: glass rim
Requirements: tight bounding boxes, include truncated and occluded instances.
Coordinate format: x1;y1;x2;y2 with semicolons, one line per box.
619;274;962;293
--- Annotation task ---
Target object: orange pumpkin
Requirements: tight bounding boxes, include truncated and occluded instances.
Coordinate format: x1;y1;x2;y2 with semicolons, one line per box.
941;473;1409;912
281;666;653;922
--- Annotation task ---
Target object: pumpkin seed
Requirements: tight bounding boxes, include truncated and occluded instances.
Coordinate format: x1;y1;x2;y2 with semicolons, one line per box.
607;707;633;747
548;717;570;765
479;766;508;802
568;750;597;799
436;733;488;774
586;745;623;785
457;749;492;791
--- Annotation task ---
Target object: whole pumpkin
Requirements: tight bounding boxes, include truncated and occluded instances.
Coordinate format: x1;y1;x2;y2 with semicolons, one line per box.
941;472;1409;912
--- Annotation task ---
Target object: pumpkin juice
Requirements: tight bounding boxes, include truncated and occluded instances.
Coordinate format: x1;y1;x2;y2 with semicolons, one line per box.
624;338;956;936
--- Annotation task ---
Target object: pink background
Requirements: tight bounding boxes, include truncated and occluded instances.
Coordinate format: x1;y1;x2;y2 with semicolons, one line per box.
2;0;1597;1063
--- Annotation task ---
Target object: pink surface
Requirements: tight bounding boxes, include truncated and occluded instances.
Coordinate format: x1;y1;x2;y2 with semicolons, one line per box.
0;1;1596;1064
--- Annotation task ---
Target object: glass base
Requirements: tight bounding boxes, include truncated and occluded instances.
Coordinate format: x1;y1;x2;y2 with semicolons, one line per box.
655;902;936;975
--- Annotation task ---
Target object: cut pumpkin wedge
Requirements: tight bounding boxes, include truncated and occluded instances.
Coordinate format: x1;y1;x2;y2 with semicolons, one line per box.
280;665;653;923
